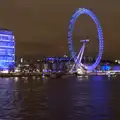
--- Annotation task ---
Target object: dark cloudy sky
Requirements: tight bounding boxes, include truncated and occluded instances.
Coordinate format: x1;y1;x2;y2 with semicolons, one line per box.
0;0;120;60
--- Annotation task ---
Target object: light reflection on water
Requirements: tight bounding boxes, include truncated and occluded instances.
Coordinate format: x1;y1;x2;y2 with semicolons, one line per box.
0;75;119;120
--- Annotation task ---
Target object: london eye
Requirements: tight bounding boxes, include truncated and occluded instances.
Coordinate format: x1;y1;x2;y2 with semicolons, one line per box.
68;8;104;72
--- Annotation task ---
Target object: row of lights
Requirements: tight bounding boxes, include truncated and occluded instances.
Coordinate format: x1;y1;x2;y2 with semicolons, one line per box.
115;60;120;64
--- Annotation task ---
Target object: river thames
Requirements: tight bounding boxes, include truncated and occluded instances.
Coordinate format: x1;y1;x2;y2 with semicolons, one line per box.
0;75;120;120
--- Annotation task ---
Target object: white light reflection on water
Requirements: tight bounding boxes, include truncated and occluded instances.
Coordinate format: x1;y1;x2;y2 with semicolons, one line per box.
76;75;89;82
14;77;19;82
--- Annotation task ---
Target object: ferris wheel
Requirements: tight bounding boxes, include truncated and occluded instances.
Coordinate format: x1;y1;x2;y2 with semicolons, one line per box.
68;8;104;71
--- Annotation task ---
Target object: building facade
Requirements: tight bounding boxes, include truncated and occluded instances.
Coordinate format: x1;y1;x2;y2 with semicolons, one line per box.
0;29;15;71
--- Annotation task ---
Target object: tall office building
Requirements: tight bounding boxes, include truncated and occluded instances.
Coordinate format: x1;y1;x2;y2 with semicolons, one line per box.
0;29;15;71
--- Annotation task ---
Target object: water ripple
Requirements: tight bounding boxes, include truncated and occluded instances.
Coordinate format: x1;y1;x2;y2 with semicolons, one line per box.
0;76;118;120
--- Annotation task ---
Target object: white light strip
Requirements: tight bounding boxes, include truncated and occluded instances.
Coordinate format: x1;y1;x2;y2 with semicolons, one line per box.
0;54;15;56
0;46;14;48
0;40;14;42
0;60;14;62
0;34;13;37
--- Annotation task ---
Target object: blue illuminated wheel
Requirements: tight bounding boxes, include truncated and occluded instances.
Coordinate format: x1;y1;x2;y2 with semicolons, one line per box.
68;8;104;71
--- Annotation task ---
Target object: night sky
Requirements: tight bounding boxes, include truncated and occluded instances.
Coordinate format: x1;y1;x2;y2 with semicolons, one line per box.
0;0;120;60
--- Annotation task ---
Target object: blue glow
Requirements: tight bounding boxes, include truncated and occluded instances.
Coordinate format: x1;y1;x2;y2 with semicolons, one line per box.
112;66;120;70
45;57;70;61
90;76;111;119
68;8;104;70
102;65;111;71
0;30;15;70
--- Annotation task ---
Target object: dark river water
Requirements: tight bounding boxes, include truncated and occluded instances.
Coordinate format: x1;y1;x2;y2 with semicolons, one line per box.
0;75;120;120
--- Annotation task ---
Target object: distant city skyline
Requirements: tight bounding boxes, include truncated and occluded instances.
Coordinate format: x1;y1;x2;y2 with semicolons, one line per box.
0;0;120;60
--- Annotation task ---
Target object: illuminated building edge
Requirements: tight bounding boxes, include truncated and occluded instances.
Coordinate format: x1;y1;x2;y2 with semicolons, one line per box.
68;8;104;71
